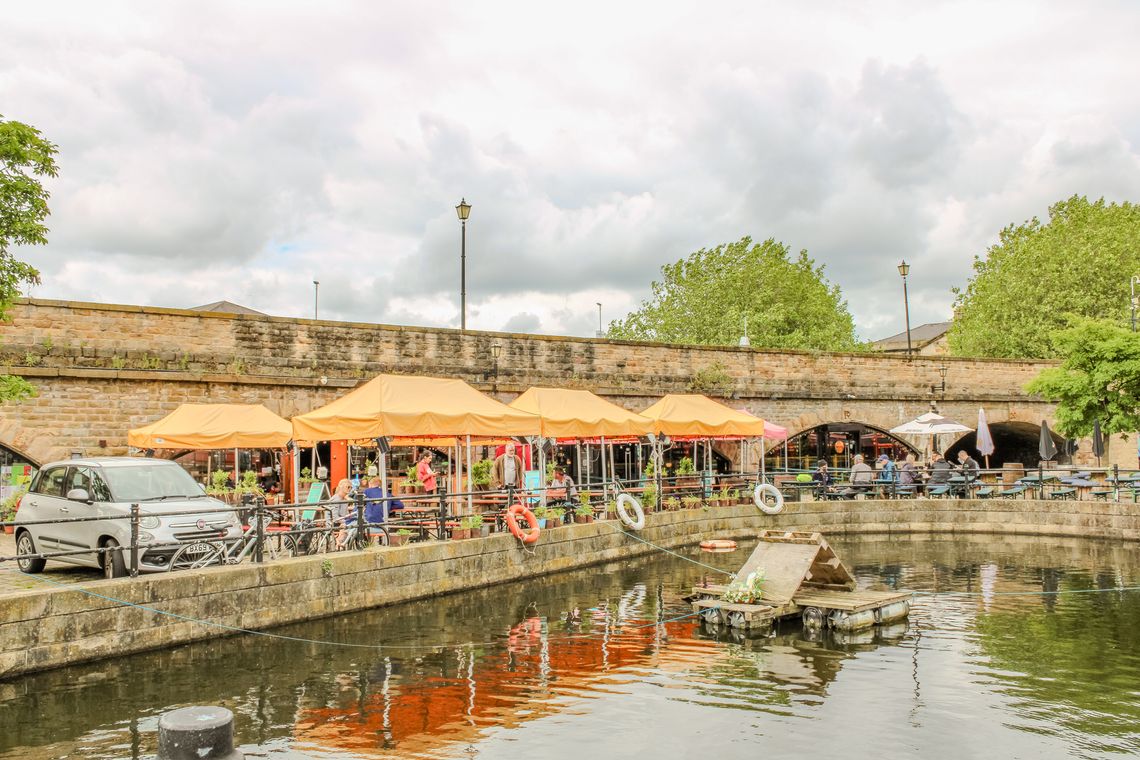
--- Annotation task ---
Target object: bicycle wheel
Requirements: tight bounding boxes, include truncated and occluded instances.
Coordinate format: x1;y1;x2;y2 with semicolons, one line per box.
307;530;332;555
266;532;297;560
170;541;225;570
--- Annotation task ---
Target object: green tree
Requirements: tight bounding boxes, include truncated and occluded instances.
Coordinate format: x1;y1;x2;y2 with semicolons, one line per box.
0;116;58;401
607;236;860;350
949;196;1140;358
1024;317;1140;437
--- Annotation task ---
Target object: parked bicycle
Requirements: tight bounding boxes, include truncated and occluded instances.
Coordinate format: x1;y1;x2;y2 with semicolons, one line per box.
169;512;297;570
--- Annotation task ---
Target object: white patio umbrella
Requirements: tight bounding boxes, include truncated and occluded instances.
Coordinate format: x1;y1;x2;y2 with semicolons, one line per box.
890;412;973;459
976;408;995;468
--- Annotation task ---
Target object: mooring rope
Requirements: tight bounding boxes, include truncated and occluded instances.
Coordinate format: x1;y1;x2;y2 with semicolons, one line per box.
608;523;736;577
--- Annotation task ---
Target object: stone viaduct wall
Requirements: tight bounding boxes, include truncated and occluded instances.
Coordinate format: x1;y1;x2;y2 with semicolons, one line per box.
0;298;1113;467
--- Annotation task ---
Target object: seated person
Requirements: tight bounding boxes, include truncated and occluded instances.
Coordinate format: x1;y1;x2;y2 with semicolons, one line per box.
362;476;404;532
548;466;576;502
875;454;897;483
849;454;874;491
812;460;833;496
927;453;952;487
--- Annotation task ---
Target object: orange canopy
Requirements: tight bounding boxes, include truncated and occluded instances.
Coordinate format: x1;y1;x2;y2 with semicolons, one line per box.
639;394;767;438
508;387;654;439
290;374;542;442
128;403;292;449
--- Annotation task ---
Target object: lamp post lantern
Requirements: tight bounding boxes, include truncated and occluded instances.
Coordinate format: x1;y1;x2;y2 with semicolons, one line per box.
313;280;319;320
897;261;912;359
490;342;502;394
456;198;471;330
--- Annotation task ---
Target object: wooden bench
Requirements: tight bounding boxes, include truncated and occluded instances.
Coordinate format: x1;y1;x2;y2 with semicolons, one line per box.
1048;487;1077;500
998;484;1027;499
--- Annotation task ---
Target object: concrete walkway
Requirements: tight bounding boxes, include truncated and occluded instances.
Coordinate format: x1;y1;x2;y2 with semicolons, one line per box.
0;530;101;595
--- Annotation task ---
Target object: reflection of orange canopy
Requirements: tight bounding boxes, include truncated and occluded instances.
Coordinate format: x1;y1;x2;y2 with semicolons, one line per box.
640;394;767;437
509;387;654;439
128;404;291;449
291;374;541;442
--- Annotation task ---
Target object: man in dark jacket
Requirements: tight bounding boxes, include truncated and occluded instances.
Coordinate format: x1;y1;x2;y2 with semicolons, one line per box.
928;453;952;485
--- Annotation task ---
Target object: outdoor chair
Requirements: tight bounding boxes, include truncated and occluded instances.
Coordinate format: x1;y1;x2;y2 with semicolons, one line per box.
926;484;951;498
1048;487;1077;500
997;484;1027;499
974;487;995;499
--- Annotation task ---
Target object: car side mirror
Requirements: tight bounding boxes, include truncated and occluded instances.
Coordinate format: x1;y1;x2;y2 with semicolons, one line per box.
66;487;92;503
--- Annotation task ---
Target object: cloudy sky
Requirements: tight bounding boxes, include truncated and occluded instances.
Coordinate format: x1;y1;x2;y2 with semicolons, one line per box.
3;1;1139;341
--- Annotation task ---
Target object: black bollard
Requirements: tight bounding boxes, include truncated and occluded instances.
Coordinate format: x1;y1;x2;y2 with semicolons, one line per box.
157;706;244;760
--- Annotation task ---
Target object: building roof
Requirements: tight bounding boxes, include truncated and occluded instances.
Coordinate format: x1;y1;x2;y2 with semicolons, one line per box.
188;300;268;316
870;321;951;351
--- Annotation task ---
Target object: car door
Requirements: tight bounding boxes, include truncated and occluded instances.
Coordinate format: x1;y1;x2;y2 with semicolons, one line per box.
21;466;70;553
53;467;117;567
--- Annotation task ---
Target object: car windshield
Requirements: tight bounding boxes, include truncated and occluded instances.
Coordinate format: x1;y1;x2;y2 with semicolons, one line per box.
99;463;206;502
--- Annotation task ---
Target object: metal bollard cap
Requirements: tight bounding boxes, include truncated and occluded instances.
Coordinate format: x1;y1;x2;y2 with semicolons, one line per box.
157;706;244;760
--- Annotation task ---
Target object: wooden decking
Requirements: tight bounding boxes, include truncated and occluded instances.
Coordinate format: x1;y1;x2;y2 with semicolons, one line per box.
690;530;913;632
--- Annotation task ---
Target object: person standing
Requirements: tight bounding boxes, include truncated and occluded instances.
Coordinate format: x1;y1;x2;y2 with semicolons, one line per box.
493;442;526;493
416;452;438;495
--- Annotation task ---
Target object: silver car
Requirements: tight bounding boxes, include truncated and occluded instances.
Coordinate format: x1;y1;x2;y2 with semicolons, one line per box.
14;457;241;578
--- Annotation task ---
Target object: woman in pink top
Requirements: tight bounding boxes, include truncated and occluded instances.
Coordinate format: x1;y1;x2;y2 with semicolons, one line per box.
416;453;437;493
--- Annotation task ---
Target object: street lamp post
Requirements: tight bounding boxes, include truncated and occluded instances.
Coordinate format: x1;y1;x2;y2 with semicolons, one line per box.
313;280;319;320
1131;275;1140;332
490;342;502;394
595;302;603;338
897;261;912;359
456;199;471;330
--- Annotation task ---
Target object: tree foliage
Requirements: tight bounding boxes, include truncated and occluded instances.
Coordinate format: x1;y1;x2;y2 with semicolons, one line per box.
1024;317;1140;438
607;237;860;350
949;196;1140;359
0;116;56;404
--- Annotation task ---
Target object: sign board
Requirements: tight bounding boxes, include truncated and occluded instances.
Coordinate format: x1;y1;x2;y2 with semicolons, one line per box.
524;469;542;503
302;482;329;520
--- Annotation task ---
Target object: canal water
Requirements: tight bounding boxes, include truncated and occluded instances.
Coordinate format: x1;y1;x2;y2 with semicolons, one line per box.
3;533;1140;759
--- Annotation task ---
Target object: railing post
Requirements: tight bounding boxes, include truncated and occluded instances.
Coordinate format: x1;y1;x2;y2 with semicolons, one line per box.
253;498;265;564
129;503;140;578
354;490;366;549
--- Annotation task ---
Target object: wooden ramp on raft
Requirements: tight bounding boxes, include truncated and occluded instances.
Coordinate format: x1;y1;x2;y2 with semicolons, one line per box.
691;530;911;632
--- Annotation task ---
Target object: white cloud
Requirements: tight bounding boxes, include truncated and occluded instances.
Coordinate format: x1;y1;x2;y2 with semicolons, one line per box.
5;0;1140;341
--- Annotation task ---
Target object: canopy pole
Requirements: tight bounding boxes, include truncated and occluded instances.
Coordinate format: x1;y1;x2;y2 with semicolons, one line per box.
234;447;240;491
466;435;473;516
759;436;766;481
539;442;547;509
600;435;608;501
576;442;582;486
291;442;300;505
380;449;388;522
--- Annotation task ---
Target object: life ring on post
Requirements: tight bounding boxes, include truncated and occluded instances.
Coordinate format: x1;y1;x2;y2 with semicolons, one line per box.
753;483;784;515
699;539;737;551
505;502;541;544
616;493;645;530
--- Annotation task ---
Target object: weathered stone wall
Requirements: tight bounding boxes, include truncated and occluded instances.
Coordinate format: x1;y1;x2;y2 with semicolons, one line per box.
3;498;1139;678
0;298;1116;466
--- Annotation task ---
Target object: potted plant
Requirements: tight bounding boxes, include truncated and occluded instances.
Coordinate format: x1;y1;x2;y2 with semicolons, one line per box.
642;483;658;513
605;499;618;521
574;500;593;524
207;469;234;503
298;466;314;488
1;486;26;534
471;459;493;490
546;506;565;527
450;522;470;540
681;495;702;511
460;514;483;538
404;465;422;494
717;486;732;507
389;528;414;547
532;504;549;528
663;496;680;511
675;456;699;489
721;570;766;604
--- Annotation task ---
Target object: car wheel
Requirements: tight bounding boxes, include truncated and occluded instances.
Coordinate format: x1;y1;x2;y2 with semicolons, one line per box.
16;531;46;574
103;538;127;579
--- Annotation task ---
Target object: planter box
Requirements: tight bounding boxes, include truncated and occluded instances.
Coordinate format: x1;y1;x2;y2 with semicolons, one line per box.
388;533;410;547
450;528;470;540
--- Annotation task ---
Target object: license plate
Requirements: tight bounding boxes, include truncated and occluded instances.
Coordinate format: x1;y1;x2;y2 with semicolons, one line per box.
181;542;218;559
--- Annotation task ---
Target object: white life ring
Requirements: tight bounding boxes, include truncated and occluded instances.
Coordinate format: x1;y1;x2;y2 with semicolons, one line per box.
616;493;645;530
753;483;784;515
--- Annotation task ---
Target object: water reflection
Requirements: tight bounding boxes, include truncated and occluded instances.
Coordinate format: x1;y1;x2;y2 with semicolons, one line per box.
2;534;1140;759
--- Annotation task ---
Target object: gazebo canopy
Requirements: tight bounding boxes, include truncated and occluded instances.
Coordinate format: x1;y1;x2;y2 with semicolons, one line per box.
290;374;541;442
639;394;767;438
509;387;654;439
128;404;292;449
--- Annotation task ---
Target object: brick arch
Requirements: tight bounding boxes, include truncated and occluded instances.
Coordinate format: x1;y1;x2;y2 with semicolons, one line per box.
768;420;922;459
0;438;41;468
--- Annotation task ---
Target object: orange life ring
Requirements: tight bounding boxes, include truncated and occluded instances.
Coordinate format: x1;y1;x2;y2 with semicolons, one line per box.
699;539;737;551
505;502;541;544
